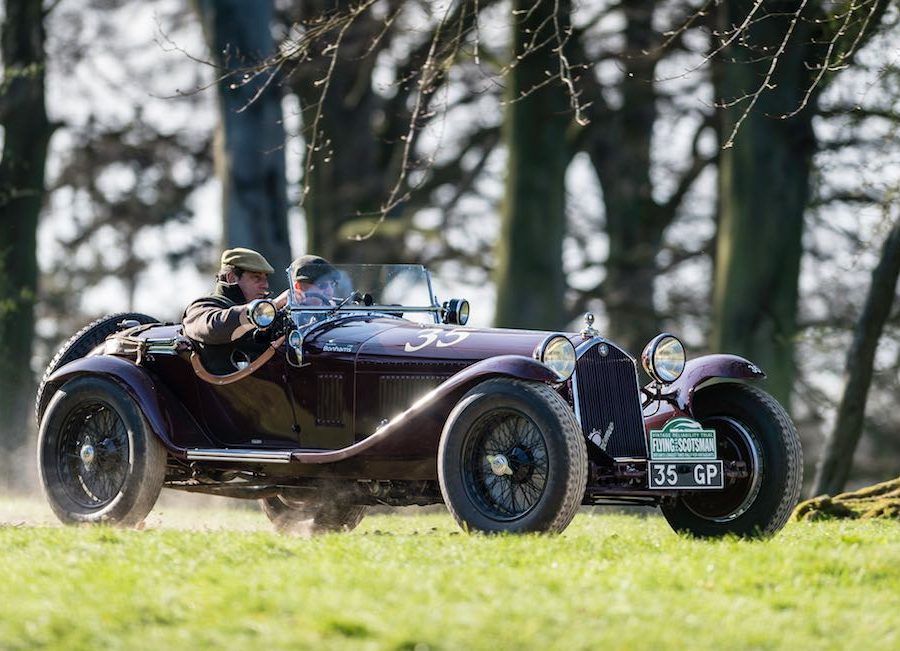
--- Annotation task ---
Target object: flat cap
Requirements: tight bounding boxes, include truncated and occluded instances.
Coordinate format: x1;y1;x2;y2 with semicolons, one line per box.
294;255;337;283
220;247;274;274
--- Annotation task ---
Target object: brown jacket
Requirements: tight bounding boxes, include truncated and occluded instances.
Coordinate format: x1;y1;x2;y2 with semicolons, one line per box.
181;281;256;345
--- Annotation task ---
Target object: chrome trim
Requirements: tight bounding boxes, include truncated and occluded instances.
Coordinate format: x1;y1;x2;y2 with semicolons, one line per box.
441;298;470;326
185;449;293;464
641;333;685;385
289;304;440;314
425;268;440;324
247;298;277;329
533;333;567;361
574;335;637;363
145;338;180;356
533;333;576;381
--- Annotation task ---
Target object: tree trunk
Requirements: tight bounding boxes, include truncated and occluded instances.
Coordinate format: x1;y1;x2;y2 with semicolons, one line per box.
588;0;663;352
711;1;820;407
0;0;52;489
287;1;395;265
283;0;475;266
493;0;572;329
196;0;291;287
813;217;900;496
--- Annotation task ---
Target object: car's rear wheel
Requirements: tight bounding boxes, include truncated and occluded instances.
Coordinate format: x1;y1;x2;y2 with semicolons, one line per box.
261;495;366;534
438;378;587;534
36;312;158;425
38;376;167;526
660;383;802;538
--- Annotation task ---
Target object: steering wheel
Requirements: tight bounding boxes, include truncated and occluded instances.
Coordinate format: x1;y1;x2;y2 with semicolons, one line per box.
298;291;333;307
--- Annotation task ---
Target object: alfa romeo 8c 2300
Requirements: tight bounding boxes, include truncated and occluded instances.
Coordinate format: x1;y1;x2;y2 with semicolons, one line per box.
36;263;802;536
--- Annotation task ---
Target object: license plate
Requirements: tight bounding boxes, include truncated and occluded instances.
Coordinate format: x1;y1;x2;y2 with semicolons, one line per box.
649;461;724;489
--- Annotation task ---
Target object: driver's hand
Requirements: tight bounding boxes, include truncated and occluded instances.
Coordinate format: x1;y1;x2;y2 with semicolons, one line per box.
254;312;290;342
272;289;290;310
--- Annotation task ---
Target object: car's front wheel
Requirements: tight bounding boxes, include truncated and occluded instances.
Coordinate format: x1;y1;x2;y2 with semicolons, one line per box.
38;376;167;526
261;495;366;534
660;383;802;538
438;378;587;534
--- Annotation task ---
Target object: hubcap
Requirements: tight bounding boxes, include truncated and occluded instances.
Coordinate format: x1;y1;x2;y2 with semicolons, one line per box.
486;454;513;477
79;443;96;466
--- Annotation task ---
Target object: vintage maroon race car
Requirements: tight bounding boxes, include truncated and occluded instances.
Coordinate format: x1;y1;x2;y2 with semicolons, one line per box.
36;263;802;536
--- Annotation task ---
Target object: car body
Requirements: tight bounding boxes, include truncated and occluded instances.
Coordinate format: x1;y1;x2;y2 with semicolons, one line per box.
36;264;802;536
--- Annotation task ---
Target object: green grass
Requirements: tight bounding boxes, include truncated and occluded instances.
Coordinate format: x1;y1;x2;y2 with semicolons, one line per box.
1;501;898;650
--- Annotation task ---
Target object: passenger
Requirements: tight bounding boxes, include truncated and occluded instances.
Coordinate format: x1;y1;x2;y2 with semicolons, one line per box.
182;247;288;346
291;255;339;306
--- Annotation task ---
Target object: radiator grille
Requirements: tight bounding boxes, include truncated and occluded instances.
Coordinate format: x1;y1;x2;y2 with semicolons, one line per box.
573;342;647;458
316;373;344;426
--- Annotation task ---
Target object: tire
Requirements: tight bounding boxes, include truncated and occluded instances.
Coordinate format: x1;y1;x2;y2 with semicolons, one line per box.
261;496;366;534
438;378;587;534
36;312;158;425
660;383;802;539
38;376;167;526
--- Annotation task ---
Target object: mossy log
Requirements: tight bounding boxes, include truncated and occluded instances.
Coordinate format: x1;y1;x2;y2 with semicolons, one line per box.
793;477;900;521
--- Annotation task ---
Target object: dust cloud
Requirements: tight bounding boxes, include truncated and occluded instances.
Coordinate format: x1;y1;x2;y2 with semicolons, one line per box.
0;404;275;531
0;491;275;531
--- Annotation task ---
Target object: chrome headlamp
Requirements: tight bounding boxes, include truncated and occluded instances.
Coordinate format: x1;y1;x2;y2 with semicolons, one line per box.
641;333;686;384
441;298;470;325
247;299;277;329
534;335;576;381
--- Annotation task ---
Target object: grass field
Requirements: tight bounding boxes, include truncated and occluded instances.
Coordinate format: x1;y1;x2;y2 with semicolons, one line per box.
1;498;898;651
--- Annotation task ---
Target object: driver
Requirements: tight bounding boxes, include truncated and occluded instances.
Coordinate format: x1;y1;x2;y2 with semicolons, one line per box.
292;254;339;306
182;248;289;368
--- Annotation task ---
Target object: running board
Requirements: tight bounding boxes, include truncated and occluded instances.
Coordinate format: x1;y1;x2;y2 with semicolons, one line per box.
185;449;293;464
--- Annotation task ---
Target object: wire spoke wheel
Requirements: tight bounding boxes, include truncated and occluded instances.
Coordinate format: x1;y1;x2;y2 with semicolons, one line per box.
39;376;167;527
464;410;549;520
57;402;130;509
438;379;587;534
660;384;802;539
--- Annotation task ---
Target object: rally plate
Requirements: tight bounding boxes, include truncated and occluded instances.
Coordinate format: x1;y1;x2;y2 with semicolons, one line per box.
648;417;723;490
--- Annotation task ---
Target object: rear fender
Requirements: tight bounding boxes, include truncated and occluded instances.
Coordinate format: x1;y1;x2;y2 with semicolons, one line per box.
294;355;561;465
42;355;210;453
658;354;765;412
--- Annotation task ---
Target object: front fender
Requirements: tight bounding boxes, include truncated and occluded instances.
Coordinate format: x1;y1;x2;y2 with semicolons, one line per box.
659;354;765;412
293;354;561;466
43;355;211;453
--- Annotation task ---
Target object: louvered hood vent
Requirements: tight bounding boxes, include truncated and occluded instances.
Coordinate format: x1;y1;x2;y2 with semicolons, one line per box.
572;340;647;459
379;375;446;419
317;373;345;426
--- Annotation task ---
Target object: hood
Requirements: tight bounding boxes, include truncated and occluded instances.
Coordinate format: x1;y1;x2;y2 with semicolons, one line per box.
345;319;564;364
